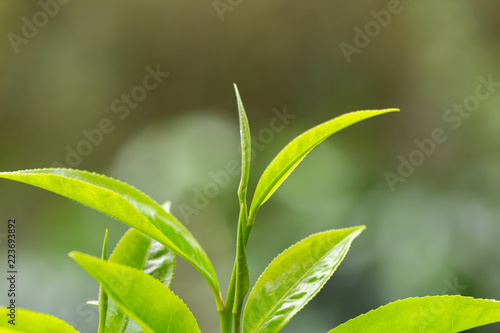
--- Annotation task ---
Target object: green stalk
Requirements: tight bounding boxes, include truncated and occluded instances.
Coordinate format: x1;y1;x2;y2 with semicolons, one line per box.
224;255;237;331
98;229;109;333
222;203;250;333
233;205;250;333
219;306;232;333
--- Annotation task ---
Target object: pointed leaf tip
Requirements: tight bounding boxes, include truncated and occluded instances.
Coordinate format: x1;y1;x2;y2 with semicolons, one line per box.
71;252;200;333
248;109;398;223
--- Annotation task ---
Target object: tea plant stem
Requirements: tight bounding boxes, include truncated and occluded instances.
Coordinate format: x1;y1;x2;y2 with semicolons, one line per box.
223;205;250;333
247;211;257;234
212;287;226;332
98;230;109;333
224;261;236;330
234;316;242;333
214;290;226;319
219;307;232;333
220;222;243;331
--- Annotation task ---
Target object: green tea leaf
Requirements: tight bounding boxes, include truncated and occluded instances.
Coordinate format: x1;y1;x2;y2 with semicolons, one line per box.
243;226;365;333
234;83;251;205
328;296;500;332
105;228;176;332
233;84;251;326
109;228;152;268
123;320;144;333
142;238;176;287
0;169;220;306
109;228;176;287
0;308;78;332
248;109;399;223
221;85;253;332
70;251;200;333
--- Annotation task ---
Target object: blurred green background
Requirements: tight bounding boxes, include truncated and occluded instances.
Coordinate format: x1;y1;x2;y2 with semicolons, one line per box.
1;0;500;332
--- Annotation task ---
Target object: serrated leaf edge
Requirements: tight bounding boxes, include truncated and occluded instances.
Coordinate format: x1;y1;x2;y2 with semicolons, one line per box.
246;226;365;332
69;252;200;333
332;295;500;331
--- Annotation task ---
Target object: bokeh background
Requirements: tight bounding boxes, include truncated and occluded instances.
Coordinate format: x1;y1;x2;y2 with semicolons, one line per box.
2;0;500;332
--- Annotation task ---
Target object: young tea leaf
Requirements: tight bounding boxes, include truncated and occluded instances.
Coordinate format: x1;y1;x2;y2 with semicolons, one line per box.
109;228;176;287
0;169;220;308
142;238;176;287
327;296;500;332
232;83;252;329
70;252;201;333
248;109;399;224
0;308;78;333
243;226;365;333
234;83;251;204
105;228;176;332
